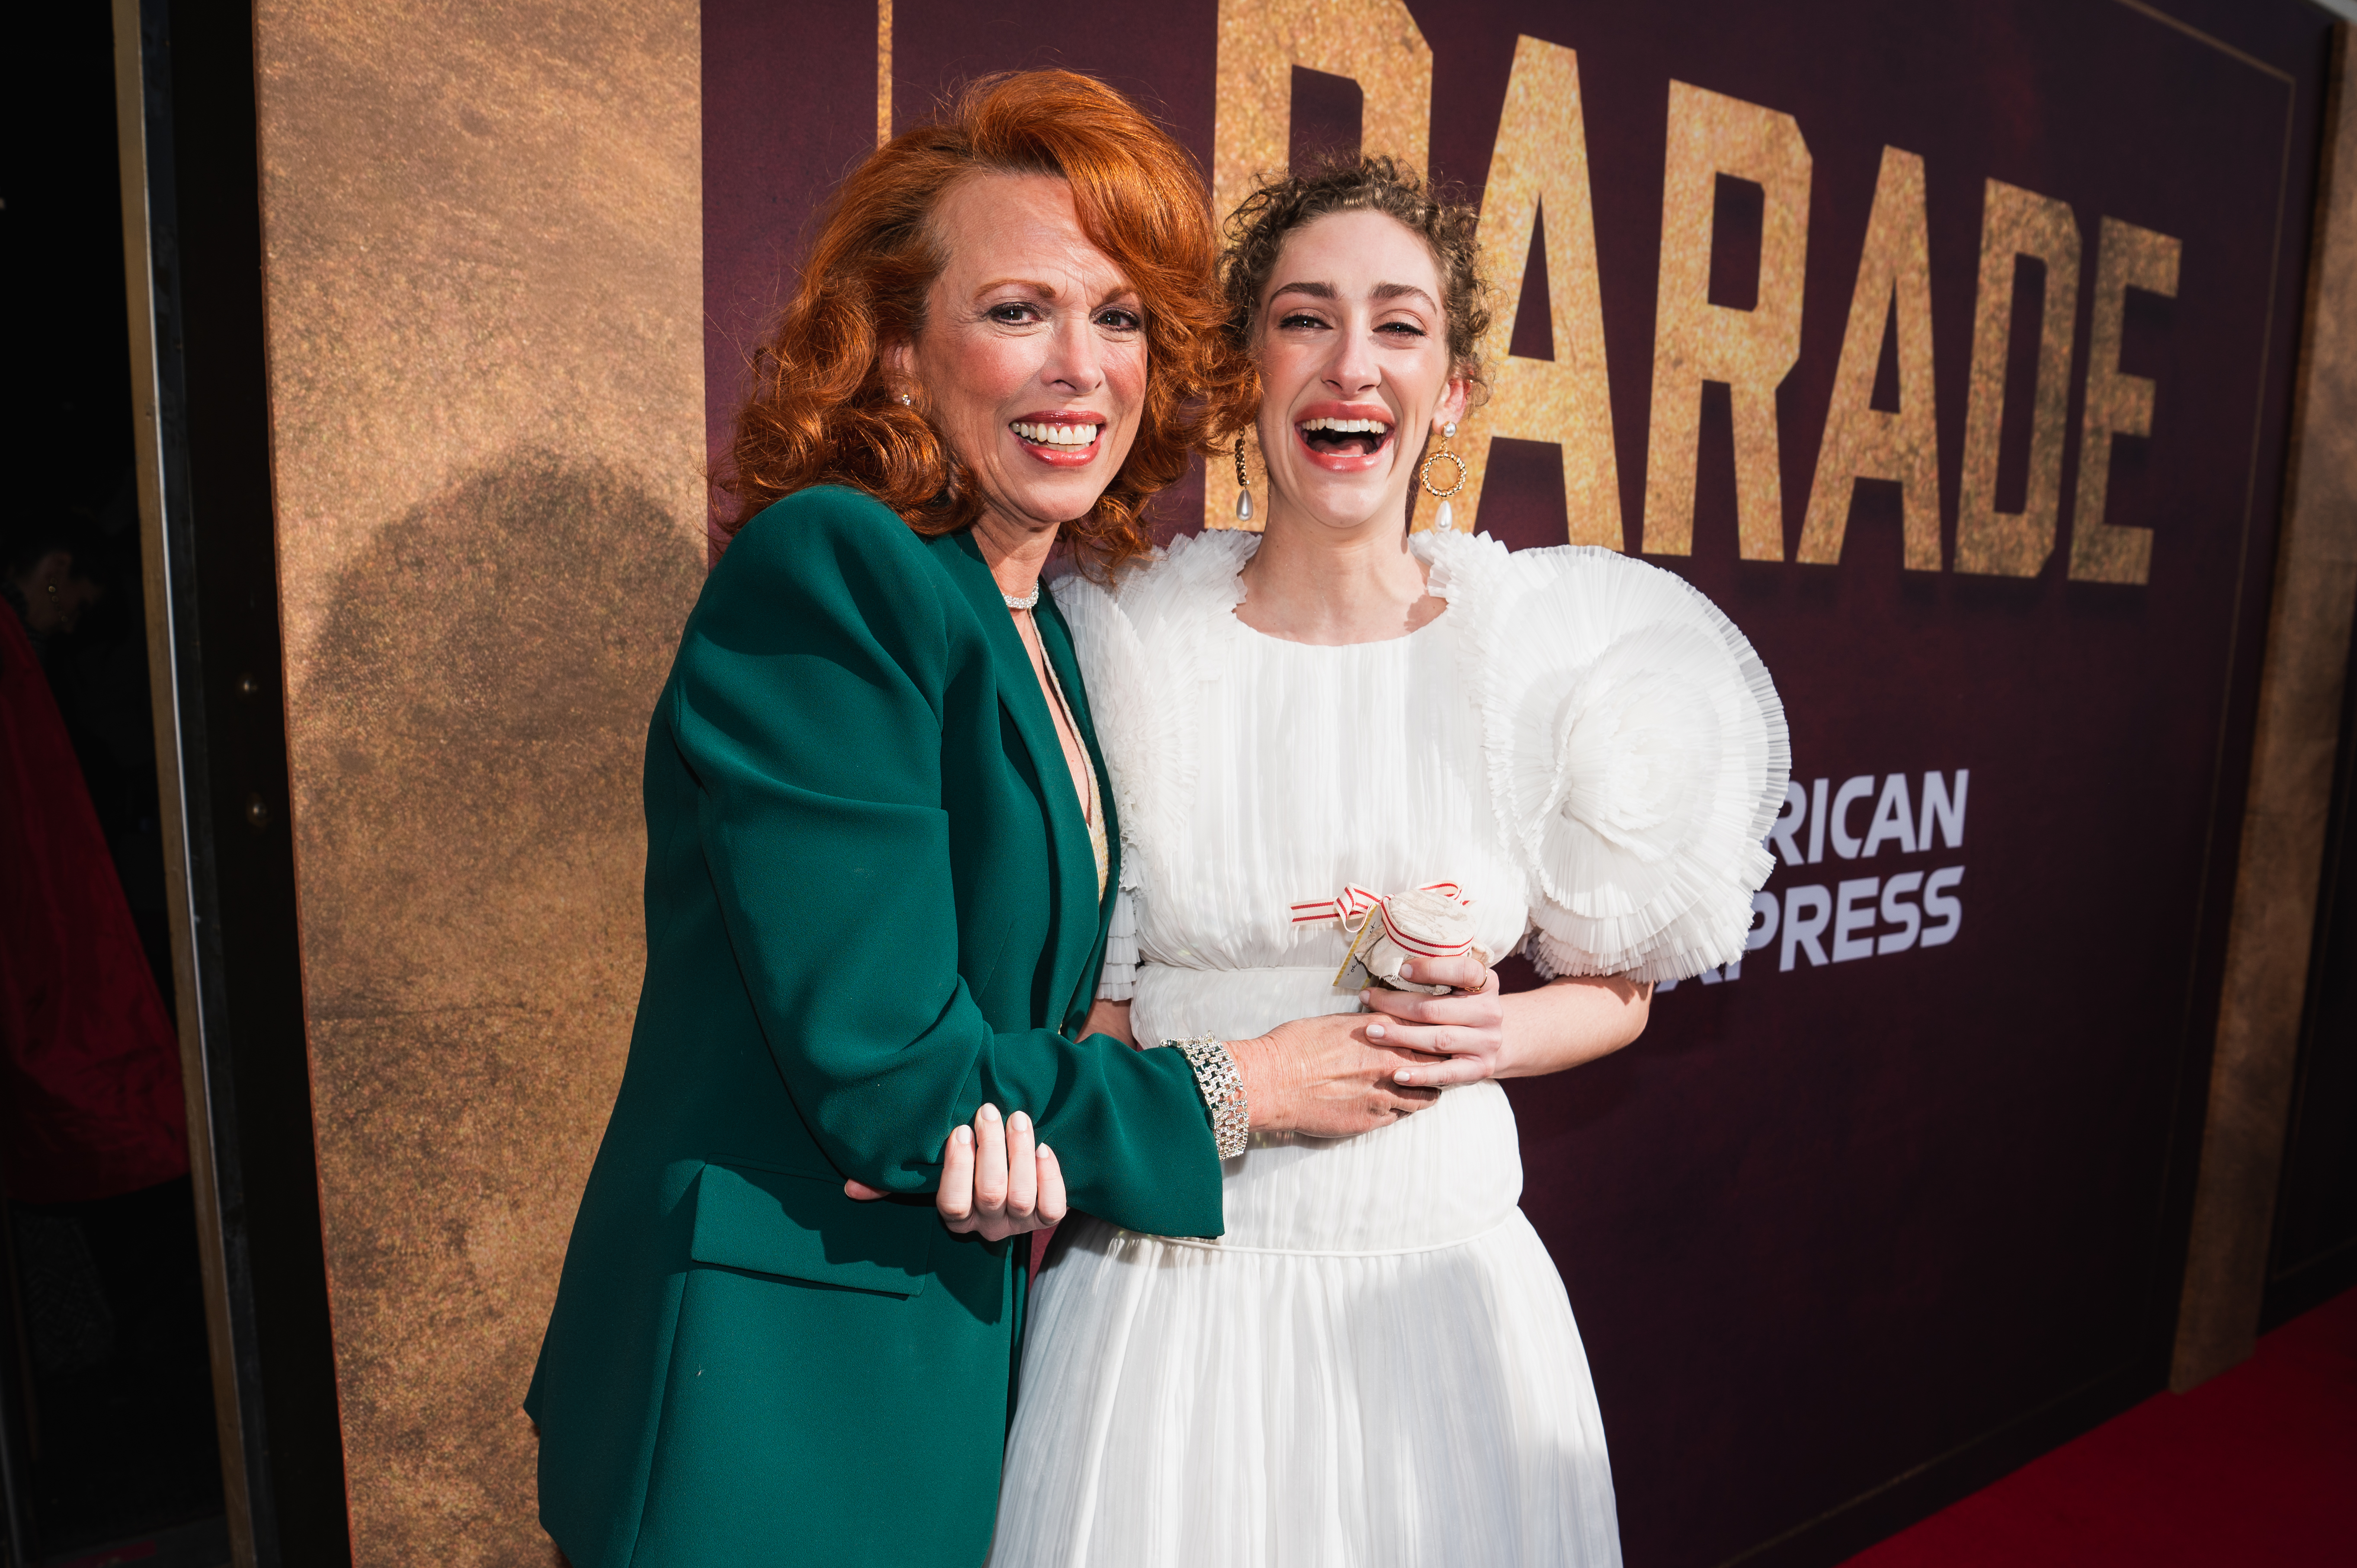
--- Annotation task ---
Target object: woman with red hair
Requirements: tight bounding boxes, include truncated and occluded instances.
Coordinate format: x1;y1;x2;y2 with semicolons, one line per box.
526;73;1435;1568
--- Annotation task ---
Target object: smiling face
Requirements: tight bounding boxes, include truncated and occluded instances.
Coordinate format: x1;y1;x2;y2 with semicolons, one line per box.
890;172;1149;538
1252;208;1470;538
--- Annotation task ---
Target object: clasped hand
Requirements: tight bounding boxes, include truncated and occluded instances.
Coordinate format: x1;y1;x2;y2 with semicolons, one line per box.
1356;953;1506;1087
843;1103;1065;1244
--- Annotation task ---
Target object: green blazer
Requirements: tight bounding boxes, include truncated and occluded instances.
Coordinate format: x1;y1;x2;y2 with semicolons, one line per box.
527;486;1223;1568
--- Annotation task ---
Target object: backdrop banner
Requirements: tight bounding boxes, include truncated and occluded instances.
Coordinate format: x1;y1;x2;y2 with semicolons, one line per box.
703;2;2333;1563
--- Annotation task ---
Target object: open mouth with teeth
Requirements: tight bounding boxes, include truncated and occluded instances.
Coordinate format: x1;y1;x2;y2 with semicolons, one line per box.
1297;416;1393;459
1010;420;1102;452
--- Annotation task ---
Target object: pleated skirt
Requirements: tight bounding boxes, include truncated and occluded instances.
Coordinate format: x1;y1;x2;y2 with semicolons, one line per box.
990;1091;1623;1567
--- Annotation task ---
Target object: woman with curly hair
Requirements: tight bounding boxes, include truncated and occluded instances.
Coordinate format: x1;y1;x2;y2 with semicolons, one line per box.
983;157;1789;1566
525;78;1436;1568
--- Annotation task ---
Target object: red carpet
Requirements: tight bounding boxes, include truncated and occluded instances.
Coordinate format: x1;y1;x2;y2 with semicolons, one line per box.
1843;1288;2357;1566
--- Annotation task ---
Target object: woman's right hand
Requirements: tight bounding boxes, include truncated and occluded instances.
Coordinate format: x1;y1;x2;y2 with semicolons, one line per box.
1229;1012;1441;1137
844;1102;1066;1243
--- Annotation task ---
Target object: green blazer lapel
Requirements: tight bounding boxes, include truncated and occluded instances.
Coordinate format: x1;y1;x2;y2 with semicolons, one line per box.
940;531;1101;1022
1034;586;1121;1029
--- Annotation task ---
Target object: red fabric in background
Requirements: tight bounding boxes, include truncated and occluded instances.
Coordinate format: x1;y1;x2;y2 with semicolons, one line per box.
1844;1286;2357;1566
0;606;187;1202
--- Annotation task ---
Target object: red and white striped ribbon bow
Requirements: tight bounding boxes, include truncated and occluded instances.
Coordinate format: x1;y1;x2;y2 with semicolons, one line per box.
1288;882;1472;958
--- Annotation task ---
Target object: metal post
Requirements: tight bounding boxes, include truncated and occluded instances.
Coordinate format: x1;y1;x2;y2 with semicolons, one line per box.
112;2;265;1561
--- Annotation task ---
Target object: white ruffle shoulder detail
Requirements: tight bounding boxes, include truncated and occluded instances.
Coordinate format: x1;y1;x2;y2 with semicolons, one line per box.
1419;530;1790;982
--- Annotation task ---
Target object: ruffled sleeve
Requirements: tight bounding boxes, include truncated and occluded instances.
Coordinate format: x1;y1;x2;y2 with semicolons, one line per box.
1428;532;1790;984
1096;888;1139;1001
1054;530;1255;899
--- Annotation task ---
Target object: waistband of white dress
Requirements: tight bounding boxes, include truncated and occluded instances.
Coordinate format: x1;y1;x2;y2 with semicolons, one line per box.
1141;963;1345;979
1104;1210;1515;1260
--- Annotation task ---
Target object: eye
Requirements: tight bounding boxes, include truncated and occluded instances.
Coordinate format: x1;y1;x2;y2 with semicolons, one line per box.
987;301;1044;324
1278;311;1329;331
1095;307;1143;332
1377;319;1429;339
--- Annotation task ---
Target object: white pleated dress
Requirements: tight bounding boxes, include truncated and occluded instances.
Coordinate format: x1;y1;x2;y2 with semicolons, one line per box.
992;528;1787;1568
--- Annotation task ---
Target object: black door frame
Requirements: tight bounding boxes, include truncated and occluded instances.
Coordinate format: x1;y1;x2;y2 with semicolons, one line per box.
111;2;349;1562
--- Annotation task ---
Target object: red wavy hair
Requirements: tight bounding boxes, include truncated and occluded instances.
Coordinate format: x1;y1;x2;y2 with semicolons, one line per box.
719;71;1221;570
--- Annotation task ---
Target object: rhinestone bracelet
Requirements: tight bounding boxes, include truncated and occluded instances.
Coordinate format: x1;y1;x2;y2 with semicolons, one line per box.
1174;1034;1250;1160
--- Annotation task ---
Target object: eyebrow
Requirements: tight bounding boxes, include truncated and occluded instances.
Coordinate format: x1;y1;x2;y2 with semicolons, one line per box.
974;278;1141;307
1268;280;1439;310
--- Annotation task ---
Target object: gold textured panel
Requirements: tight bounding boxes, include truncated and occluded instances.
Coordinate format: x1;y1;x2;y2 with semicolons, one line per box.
1797;146;1940;570
877;0;893;148
1409;35;1620;548
1641;80;1811;560
1205;0;1431;531
1953;179;2082;577
250;1;707;1561
2069;216;2182;584
2174;22;2353;1392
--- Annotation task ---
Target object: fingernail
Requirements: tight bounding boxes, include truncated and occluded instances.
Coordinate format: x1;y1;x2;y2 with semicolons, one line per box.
1367;1023;1387;1039
1358;989;1371;1003
955;1125;972;1146
980;1104;1001;1122
1037;1144;1055;1160
1395;1070;1415;1084
1010;1111;1031;1134
1399;962;1414;979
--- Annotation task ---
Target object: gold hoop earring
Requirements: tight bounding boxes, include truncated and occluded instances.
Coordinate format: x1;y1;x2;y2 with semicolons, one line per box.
1419;422;1467;530
1233;438;1254;523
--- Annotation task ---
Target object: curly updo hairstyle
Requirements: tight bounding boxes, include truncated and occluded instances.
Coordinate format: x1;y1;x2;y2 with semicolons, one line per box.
720;71;1224;569
1205;155;1492;446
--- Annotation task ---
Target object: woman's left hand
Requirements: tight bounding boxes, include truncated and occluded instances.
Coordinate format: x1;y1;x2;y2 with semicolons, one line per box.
844;1103;1067;1242
1358;954;1505;1087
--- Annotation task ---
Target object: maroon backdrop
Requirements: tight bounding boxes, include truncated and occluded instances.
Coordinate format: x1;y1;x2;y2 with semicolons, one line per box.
701;3;2335;1562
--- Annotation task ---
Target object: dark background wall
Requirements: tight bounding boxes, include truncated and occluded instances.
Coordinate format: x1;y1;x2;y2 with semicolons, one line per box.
698;4;2338;1565
8;2;346;1563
